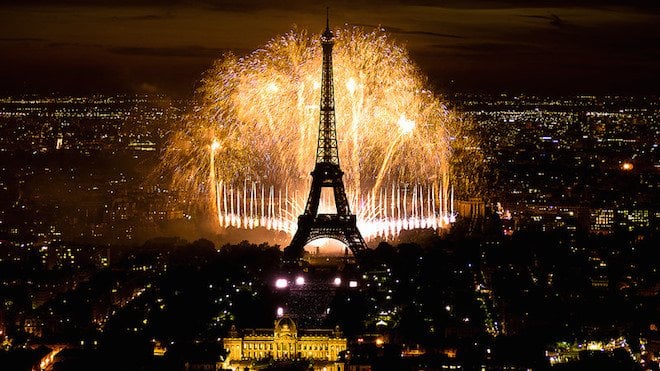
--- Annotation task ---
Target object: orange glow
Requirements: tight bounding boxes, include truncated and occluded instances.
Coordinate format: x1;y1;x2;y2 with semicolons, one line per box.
621;162;633;171
160;26;481;240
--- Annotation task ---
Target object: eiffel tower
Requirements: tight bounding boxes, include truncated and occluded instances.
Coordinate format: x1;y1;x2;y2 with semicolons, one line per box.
287;13;367;257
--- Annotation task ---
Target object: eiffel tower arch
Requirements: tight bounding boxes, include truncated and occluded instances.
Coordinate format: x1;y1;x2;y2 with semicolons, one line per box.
287;13;367;258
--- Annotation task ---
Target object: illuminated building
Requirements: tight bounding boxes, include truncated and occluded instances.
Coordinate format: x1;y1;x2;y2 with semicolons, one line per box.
222;316;347;370
455;198;485;219
590;208;651;233
616;209;650;231
591;209;614;234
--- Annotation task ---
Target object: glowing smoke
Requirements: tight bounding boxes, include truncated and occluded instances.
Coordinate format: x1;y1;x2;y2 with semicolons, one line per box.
159;26;482;241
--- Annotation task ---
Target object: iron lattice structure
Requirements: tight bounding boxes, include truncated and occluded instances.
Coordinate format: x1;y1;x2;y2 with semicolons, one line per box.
288;15;368;256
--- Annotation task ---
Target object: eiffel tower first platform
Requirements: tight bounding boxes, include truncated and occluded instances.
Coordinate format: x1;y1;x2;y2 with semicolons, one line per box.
287;14;367;258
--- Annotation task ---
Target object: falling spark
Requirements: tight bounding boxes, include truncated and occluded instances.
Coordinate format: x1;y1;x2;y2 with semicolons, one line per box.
159;26;481;241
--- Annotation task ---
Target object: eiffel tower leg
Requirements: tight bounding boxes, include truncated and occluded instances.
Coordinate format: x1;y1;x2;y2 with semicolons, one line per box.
344;226;367;256
290;226;310;250
286;221;311;260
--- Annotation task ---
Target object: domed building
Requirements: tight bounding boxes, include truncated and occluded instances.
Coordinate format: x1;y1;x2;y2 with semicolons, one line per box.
222;315;347;370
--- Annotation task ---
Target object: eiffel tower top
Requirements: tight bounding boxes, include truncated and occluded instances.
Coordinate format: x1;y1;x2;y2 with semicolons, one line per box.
322;7;333;44
315;8;340;166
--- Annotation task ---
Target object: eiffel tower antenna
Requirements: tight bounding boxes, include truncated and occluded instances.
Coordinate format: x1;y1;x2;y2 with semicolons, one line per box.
287;11;367;258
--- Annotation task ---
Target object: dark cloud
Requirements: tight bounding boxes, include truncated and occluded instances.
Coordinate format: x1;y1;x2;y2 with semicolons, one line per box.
109;45;226;58
111;13;173;21
47;41;103;48
350;23;464;39
431;42;541;54
519;14;566;28
0;37;46;42
0;0;658;94
2;0;659;7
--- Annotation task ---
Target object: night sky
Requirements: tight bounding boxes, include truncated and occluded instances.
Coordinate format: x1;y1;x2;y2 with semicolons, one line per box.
1;0;659;96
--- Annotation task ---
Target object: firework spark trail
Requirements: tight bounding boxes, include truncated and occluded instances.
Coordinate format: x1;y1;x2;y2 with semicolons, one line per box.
160;26;480;241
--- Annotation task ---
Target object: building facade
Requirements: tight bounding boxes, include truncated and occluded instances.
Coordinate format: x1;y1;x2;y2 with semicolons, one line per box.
222;316;346;370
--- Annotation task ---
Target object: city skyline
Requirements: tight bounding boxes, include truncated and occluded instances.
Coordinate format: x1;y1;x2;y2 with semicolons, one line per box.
0;3;658;370
0;92;657;370
1;0;659;96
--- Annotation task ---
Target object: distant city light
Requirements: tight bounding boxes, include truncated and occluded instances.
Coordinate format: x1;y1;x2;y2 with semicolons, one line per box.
349;280;358;288
621;162;633;171
275;278;288;288
333;277;341;286
295;276;305;286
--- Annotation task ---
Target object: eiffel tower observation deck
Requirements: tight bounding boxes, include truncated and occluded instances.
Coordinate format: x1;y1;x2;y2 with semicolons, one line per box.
286;12;367;258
